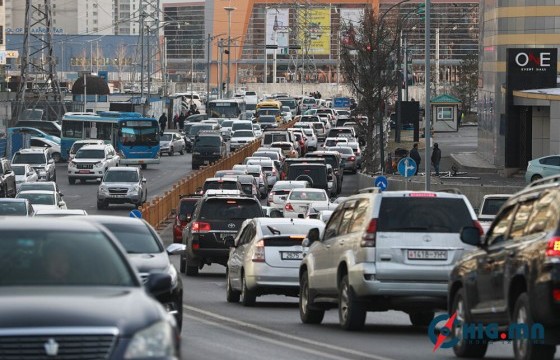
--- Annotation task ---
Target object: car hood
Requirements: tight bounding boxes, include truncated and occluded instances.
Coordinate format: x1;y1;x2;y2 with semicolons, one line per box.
231;137;256;142
160;141;171;146
0;287;164;336
31;204;59;210
128;252;169;274
72;159;103;164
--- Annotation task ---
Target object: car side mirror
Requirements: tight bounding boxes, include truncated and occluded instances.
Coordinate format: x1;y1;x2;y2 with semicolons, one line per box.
306;227;320;245
179;214;190;222
58;201;66;207
460;226;482;247
224;236;235;248
142;178;147;183
166;243;186;255
145;272;172;296
48;159;54;164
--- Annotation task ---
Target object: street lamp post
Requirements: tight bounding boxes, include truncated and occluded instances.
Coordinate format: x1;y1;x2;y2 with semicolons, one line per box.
224;6;235;97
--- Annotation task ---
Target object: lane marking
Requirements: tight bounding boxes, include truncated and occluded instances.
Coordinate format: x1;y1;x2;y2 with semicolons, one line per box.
183;313;349;360
183;305;396;360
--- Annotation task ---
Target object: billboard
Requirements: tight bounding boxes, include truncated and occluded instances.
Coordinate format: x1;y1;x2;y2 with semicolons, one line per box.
266;8;290;55
298;8;331;55
340;8;363;47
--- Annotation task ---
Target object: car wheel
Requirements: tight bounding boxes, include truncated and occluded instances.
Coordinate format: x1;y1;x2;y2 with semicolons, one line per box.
531;174;542;182
96;200;107;210
513;293;555;360
0;184;6;198
180;148;185;155
452;288;488;358
408;311;434;327
68;177;75;185
240;271;256;307
169;147;174;156
226;268;241;303
179;255;186;274
52;172;57;182
141;164;147;170
299;271;324;324
52;152;61;163
185;264;199;276
175;293;183;331
338;275;366;331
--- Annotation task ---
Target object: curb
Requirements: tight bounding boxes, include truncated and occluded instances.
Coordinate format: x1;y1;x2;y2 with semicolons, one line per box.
449;153;497;174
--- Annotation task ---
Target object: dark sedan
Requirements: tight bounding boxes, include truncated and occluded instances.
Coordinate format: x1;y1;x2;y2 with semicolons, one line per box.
79;216;184;330
0;219;180;359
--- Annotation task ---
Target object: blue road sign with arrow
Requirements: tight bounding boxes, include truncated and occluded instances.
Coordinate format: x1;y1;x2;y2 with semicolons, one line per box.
398;157;417;177
129;209;142;218
374;175;388;191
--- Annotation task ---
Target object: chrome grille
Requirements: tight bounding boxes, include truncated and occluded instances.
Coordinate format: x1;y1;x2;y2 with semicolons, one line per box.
108;188;128;195
0;328;117;360
77;164;93;169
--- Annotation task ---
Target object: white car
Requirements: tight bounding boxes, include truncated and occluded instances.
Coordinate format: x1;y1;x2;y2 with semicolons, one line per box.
267;180;310;209
230;130;257;152
283;188;331;219
30;137;62;163
252;124;263;137
302;128;318;151
16;190;67;211
34;209;88;217
68;139;105;161
67;144;120;184
270;141;298;158
12;164;39;191
220;120;235;140
160;132;186;156
246;158;278;188
322;137;349;149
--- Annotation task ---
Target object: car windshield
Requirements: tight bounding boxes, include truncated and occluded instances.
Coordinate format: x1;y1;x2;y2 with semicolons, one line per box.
253;152;279;160
103;171;139;183
0;230;135;286
264;133;288;144
481;198;509;216
200;199;262;220
190;125;213;136
261;223;316;236
289;191;327;201
279;99;297;108
17;193;54;205
0;202;27;215
312;123;324;130
204;181;239;191
233;130;254;138
18;183;54;192
12;153;46;164
232;123;252;131
260;116;276;123
378;198;473;233
100;223;162;254
222;121;234;128
12;166;26;176
119;125;159;147
331;147;354;154
160;134;173;141
75;149;105;159
70;142;99;154
195;136;220;147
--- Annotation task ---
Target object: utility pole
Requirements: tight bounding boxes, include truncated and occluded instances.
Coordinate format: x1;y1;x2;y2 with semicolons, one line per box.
218;39;223;99
140;10;145;106
424;0;432;190
206;33;211;105
224;6;235;97
395;30;402;143
404;36;409;101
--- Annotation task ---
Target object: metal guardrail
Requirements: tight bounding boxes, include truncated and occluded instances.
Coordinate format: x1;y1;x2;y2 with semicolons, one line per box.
139;118;298;229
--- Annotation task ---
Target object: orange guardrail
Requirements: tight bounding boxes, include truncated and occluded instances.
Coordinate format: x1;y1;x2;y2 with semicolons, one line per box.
139;118;298;229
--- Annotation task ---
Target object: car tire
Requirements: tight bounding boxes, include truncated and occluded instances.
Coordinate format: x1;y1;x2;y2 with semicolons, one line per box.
169;147;174;156
408;311;434;327
180;148;185;155
96;200;107;210
512;293;556;360
240;272;256;307
175;293;183;331
185;264;199;276
531;174;542;182
0;184;6;198
179;255;186;274
338;275;366;331
226;268;241;303
451;288;488;358
299;271;324;324
68;177;75;185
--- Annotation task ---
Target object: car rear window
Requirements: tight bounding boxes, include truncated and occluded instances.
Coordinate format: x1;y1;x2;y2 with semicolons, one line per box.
0;202;27;215
179;199;198;216
286;166;327;187
200;199;262;220
264;133;288;144
481;198;508;216
195;136;220;147
306;154;337;169
101;223;162;254
378;198;473;233
204;181;239;191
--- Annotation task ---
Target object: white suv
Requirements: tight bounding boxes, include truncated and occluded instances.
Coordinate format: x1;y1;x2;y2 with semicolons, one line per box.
12;148;56;182
67;144;120;184
299;189;480;330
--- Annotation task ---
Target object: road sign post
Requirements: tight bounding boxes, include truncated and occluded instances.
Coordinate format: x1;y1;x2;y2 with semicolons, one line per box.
398;157;417;190
374;175;388;191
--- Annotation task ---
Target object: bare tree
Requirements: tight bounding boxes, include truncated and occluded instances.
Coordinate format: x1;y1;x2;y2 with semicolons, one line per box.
114;44;130;93
340;3;413;174
451;51;478;115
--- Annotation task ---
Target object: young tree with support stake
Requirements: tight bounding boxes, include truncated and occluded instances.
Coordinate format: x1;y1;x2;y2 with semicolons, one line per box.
340;3;413;174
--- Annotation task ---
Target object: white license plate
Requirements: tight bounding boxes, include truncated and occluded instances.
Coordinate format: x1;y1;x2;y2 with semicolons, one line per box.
407;250;448;260
78;170;90;174
281;251;303;260
204;160;209;164
110;194;126;198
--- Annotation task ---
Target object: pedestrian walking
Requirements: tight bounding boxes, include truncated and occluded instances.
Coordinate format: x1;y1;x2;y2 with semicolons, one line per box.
158;112;167;134
409;143;421;175
173;114;179;129
431;143;442;176
178;112;186;132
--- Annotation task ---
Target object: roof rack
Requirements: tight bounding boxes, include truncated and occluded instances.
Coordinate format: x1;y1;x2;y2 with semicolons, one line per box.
526;174;560;188
203;190;253;198
357;187;382;194
179;194;203;199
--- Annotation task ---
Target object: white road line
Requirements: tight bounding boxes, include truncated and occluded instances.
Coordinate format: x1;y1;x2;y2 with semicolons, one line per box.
183;305;396;360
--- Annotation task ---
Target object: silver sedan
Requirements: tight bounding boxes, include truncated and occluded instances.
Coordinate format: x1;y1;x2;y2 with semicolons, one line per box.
225;218;325;306
327;146;358;173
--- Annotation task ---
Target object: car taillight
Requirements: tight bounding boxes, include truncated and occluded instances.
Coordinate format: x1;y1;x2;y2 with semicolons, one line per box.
361;219;377;247
349;156;356;161
192;221;211;232
268;192;274;202
285;203;294;212
252;239;265;262
473;220;484;235
545;237;560;257
552;289;560;302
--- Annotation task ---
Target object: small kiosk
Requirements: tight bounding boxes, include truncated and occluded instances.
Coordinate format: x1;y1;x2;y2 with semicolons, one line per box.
431;94;461;132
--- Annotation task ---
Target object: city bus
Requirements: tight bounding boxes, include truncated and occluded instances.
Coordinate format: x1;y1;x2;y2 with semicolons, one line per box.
61;111;160;168
207;98;246;120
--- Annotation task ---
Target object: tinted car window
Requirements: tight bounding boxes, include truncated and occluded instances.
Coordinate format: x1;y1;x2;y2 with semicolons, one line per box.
526;191;560;234
377;198;472;233
204;181;239;191
190;125;214;136
306;154;338;169
0;202;28;215
199;199;262;220
13;153;46;164
264;133;288;144
286;166;327;187
12;166;26;176
195;136;221;147
75;149;106;159
480;198;509;216
180;200;198;216
101;223;162;254
540;156;560;166
104;171;139;182
17;193;54;205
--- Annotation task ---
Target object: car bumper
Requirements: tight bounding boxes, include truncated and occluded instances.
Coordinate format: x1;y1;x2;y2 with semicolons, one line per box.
245;263;300;290
120;158;160;165
68;169;105;178
343;161;357;170
98;193;143;204
187;247;230;266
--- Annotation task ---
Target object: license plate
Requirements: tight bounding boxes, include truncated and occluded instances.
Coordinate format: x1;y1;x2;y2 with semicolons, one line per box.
78;170;90;174
204;160;209;164
110;194;126;198
281;251;303;260
407;250;448;260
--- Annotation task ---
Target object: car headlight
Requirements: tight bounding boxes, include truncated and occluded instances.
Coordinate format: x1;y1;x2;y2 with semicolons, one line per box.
193;151;200;155
39;170;47;177
93;162;103;167
99;185;109;193
129;185;141;193
124;321;175;359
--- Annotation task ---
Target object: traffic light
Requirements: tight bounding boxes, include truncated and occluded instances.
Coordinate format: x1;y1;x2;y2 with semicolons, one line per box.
417;3;425;20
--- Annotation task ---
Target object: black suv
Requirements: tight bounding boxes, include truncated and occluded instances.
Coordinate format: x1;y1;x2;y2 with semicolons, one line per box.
449;177;560;360
181;193;264;275
192;131;227;170
0;158;16;198
305;151;343;194
286;163;328;193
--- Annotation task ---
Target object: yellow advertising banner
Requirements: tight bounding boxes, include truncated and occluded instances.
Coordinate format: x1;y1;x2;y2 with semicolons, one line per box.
298;8;331;56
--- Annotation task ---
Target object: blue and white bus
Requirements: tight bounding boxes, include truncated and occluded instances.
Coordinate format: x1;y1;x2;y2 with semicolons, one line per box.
61;111;160;168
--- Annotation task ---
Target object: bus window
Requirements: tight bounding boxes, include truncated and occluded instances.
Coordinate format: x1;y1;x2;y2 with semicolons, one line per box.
96;122;114;140
62;121;84;138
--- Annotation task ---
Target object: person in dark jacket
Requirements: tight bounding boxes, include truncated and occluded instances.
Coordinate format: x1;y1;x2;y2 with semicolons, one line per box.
158;113;167;133
178;112;186;132
431;143;442;176
409;143;421;175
